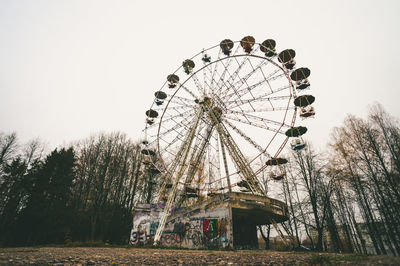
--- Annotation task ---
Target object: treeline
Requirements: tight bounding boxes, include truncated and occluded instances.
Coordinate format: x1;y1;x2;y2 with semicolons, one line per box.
0;132;145;246
276;104;400;255
1;104;399;254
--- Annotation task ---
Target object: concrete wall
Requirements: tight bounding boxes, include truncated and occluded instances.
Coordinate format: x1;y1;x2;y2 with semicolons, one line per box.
129;203;232;249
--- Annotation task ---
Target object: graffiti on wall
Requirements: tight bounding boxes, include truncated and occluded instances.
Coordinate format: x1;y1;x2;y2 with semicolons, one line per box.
202;218;228;247
129;206;229;248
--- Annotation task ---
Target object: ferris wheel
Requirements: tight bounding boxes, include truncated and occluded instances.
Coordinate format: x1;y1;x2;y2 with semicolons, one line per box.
140;36;315;244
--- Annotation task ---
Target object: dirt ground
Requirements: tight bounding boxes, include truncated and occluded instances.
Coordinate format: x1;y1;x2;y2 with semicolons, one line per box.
1;247;400;265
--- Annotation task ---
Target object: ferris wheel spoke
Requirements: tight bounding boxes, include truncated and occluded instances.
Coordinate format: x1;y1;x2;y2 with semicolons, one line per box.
194;123;218;156
223;69;284;101
213;45;241;89
215;63;245;101
163;105;195;115
224;58;247;86
268;71;286;81
154;105;193;113
202;65;222;96
208;68;229;96
153;104;194;114
202;58;212;95
163;108;195;122
158;114;197;140
229;106;296;113
247;59;274;94
152;112;193;131
195;69;219;98
167;94;194;103
223;119;269;155
159;127;189;156
220;57;269;100
159;136;181;155
210;66;257;113
232;56;257;98
225;55;262;87
210;49;224;90
204;77;216;96
191;72;206;96
229;59;270;90
145;110;195;131
170;116;198;134
226;94;292;108
180;83;199;99
227;84;291;110
215;55;249;96
219;77;242;103
223;79;268;102
161;147;180;159
161;120;216;159
215;57;235;91
231;58;262;112
204;64;214;87
224;115;286;135
215;77;259;120
227;110;291;128
167;98;196;108
159;123;186;141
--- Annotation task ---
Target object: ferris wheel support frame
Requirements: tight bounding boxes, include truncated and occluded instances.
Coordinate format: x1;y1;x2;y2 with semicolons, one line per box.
154;97;267;245
219;136;232;193
210;114;265;196
154;107;204;245
175;123;215;207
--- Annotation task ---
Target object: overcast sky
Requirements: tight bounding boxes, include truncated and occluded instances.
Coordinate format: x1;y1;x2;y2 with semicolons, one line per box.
1;0;399;151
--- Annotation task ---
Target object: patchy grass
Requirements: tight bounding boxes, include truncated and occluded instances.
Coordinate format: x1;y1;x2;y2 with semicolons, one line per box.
126;243;236;251
309;254;332;265
126;243;190;250
309;253;368;265
330;254;368;262
64;241;125;248
65;240;106;247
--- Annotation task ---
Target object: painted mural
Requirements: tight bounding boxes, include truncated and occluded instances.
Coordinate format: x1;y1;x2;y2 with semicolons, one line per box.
129;204;231;248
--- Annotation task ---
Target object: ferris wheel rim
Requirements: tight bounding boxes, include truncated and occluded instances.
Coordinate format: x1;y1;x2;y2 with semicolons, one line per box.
147;48;298;173
139;38;314;247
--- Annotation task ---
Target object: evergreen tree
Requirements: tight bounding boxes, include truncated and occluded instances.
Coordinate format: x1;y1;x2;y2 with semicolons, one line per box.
18;148;76;245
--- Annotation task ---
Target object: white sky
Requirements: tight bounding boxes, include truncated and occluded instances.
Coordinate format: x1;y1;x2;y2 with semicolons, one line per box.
1;0;399;151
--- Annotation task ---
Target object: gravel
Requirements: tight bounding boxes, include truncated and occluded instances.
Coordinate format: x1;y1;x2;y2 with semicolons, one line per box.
0;247;399;265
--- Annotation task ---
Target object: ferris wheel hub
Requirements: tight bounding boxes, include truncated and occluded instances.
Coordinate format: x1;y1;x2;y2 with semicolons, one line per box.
196;96;224;124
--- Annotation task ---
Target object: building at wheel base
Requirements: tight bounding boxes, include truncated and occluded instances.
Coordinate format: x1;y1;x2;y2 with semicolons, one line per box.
129;192;288;249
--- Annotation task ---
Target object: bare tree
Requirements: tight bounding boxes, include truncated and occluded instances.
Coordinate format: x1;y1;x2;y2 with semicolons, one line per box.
0;132;18;167
328;104;400;255
72;132;144;242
